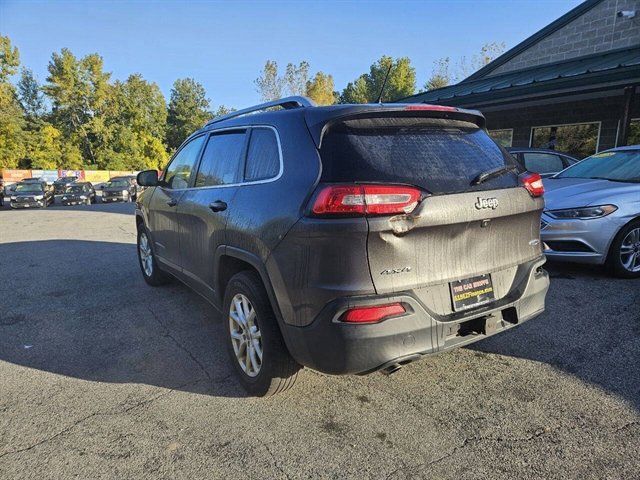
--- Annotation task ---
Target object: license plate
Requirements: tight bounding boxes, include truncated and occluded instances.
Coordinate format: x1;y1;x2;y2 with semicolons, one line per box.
449;274;495;312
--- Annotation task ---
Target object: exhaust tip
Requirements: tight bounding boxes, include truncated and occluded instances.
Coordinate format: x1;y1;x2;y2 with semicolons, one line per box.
381;363;402;375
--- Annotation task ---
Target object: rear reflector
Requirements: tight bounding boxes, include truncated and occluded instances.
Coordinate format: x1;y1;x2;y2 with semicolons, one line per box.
311;184;421;216
520;172;544;197
342;303;406;323
405;104;457;112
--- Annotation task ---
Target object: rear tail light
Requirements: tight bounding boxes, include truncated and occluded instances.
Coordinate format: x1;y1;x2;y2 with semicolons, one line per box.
311;184;421;216
341;303;406;324
520;172;544;197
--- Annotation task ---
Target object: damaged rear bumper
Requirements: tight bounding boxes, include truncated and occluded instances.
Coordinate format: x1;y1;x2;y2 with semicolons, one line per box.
282;257;549;375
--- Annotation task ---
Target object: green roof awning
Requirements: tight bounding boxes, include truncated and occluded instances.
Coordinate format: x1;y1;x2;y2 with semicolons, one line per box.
402;47;640;106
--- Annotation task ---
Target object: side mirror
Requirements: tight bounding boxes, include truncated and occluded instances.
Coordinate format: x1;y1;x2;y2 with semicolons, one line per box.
137;170;159;187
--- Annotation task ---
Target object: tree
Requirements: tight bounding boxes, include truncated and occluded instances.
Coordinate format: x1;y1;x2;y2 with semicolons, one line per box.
18;68;47;122
306;72;336;105
0;35;25;168
455;41;506;81
254;60;284;102
44;49;111;164
0;35;20;82
284;61;309;96
340;56;416;103
166;78;210;150
212;105;235;118
424;57;451;91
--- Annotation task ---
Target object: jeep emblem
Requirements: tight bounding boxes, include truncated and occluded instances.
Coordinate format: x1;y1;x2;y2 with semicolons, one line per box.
474;197;499;210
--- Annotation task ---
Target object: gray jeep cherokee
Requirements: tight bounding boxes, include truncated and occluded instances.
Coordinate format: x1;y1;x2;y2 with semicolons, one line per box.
135;97;549;396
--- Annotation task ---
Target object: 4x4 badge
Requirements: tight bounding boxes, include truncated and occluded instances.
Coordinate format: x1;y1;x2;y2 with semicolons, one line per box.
474;197;499;210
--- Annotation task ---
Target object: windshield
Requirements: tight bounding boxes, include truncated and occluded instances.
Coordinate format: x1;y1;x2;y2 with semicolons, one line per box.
106;180;128;188
65;186;83;193
556;150;640;183
55;177;77;183
15;184;44;193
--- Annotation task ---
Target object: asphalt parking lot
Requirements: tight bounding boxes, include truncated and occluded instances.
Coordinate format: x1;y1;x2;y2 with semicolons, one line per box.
0;202;638;479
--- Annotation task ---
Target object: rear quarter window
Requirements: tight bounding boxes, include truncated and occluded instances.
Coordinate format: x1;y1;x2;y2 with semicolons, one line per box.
244;128;280;181
320;118;519;194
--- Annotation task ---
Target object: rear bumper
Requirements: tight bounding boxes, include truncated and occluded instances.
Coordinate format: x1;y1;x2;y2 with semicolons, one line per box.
282;257;549;375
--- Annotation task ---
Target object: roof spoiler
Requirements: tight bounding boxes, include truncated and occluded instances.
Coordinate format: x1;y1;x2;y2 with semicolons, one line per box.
305;103;486;148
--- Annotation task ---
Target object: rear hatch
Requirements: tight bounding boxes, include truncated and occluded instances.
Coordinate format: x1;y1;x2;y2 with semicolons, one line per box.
316;109;544;316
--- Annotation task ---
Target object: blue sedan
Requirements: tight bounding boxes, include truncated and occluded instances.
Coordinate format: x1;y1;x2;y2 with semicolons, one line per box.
541;146;640;277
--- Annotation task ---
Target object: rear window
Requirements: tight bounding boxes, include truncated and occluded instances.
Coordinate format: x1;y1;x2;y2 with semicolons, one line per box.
320;118;519;194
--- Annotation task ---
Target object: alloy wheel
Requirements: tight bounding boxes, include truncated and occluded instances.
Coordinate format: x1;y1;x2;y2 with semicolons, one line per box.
229;293;263;377
620;227;640;273
138;232;153;277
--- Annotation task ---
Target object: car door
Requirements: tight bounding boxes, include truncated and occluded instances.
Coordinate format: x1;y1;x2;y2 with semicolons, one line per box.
147;134;206;270
176;129;248;299
522;152;565;177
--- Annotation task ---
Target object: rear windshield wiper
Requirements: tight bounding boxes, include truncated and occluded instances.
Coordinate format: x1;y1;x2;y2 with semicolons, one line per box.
471;164;518;186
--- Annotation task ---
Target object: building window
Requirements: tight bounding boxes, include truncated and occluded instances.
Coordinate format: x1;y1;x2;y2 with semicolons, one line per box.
530;122;600;159
629;119;640;146
488;129;513;147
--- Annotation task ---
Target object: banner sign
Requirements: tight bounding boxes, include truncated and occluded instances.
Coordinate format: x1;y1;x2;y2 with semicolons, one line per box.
59;169;85;180
84;170;111;183
30;169;59;183
1;169;31;183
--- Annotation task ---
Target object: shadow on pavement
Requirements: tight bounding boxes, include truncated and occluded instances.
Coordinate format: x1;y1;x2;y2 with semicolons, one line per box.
0;200;136;216
1;239;639;407
0;239;243;398
470;261;640;411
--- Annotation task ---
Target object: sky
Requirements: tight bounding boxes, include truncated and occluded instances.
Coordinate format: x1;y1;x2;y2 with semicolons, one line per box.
1;0;583;109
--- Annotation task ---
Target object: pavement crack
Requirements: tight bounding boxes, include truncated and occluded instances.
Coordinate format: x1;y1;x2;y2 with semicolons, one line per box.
261;441;292;480
147;306;213;382
0;379;203;460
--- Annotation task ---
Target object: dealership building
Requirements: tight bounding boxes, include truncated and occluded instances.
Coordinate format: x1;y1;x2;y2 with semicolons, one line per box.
402;0;640;159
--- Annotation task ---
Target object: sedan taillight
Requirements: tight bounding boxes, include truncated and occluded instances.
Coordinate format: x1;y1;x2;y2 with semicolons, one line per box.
520;172;544;197
310;184;422;217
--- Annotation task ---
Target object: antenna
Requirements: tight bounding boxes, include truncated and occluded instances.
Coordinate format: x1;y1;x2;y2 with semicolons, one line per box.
375;64;393;104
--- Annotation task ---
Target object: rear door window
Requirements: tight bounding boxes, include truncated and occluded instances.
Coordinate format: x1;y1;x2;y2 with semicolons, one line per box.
195;130;247;187
244;128;280;181
522;153;564;174
320;118;519;194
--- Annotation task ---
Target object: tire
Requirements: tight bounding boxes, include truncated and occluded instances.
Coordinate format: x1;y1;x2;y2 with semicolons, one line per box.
223;271;300;396
137;227;172;286
606;220;640;278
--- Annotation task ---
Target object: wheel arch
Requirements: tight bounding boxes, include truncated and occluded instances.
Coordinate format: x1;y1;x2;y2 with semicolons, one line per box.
605;215;640;264
215;246;292;346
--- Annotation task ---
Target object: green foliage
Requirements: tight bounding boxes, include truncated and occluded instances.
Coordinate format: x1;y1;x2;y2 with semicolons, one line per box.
306;72;336;106
166;78;210;150
18;68;47;121
424;57;451;91
340;56;416;103
0;35;20;82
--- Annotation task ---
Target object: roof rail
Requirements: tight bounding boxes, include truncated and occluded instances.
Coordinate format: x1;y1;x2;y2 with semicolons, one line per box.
205;96;316;127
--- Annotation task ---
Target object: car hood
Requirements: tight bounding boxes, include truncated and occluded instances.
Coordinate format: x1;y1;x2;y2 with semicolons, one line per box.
12;192;42;197
543;177;640;209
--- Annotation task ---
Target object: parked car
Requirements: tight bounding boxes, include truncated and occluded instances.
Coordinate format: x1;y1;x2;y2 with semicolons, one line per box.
541;145;640;277
20;177;51;193
10;181;55;208
134;97;549;396
53;176;79;195
60;182;96;205
0;178;4;206
507;147;579;177
101;177;136;202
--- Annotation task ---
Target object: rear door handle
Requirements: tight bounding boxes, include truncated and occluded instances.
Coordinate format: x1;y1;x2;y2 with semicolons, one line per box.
209;200;227;212
166;198;178;207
